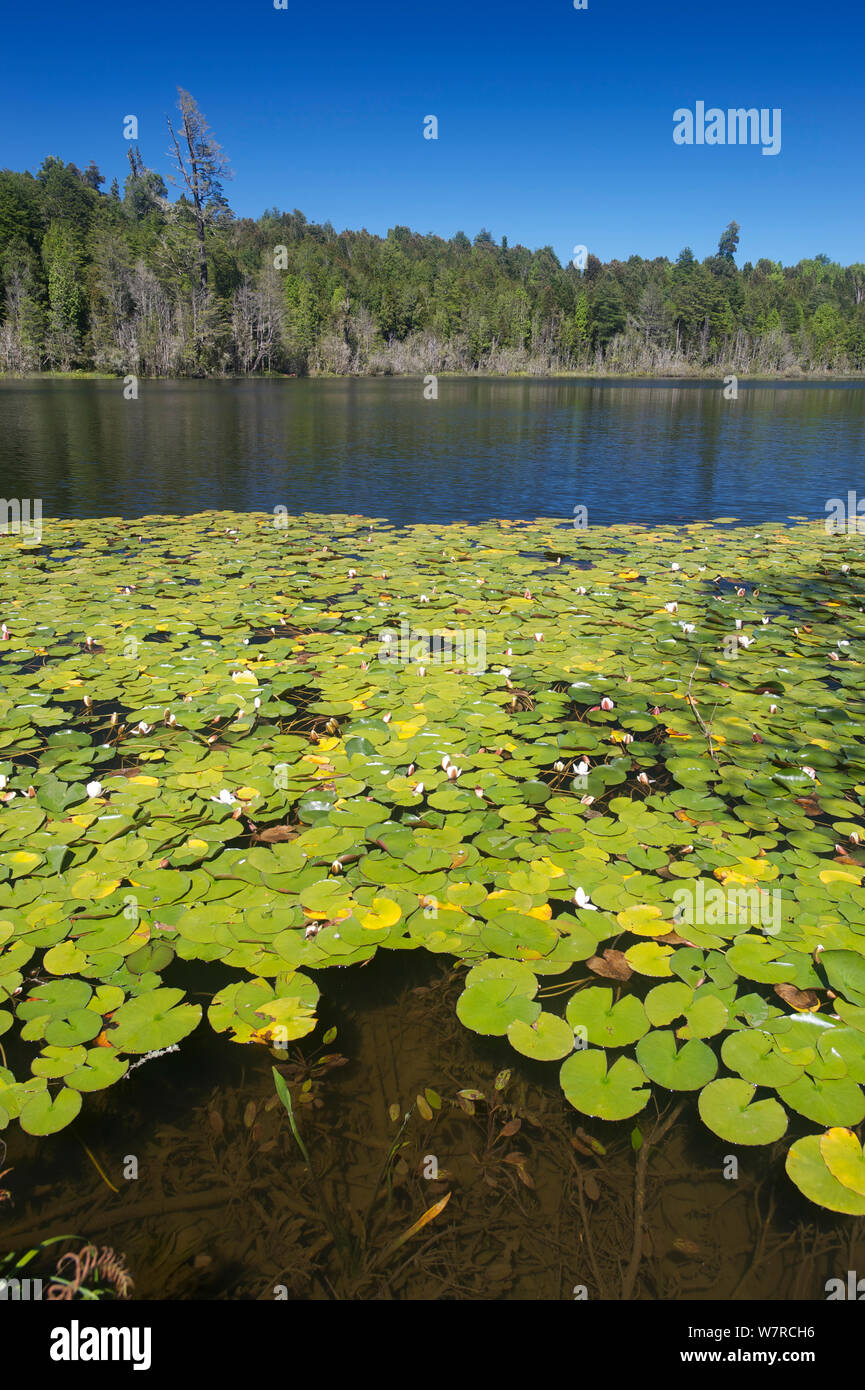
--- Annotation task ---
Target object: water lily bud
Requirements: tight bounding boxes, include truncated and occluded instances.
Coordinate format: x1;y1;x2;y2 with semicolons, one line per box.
829;651;839;661
360;660;369;671
347;568;357;578
671;562;680;571
446;764;460;780
575;586;587;596
851;832;860;845
736;587;746;598
0;624;9;640
842;564;850;573
505;647;512;657
651;706;661;716
110;712;118;725
331;860;342;875
0;775;5;791
803;766;817;779
86;780;102;798
414;782;424;796
735;618;742;630
441;754;451;770
499;666;511;679
534;632;543;642
580;794;595;806
419;594;429;603
382;712;391;723
253;697;261;709
418;666;425;677
769;704;778;714
601;697;614;711
620;732;634;744
637;772;650;785
524;590;531;600
665;602;678;613
554;760;565;772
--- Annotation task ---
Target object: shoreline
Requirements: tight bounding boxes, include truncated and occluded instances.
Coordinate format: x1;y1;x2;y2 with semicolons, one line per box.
3;369;865;384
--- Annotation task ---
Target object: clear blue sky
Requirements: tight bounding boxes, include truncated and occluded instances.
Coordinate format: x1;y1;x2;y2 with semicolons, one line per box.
3;0;863;267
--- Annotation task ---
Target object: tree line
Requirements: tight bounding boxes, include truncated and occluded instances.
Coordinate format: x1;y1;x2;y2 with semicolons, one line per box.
1;91;863;379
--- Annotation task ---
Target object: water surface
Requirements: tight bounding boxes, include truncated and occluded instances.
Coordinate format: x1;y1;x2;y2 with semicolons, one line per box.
1;377;863;524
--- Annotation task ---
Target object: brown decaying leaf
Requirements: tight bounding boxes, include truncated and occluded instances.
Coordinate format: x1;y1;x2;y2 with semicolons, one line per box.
255;825;298;843
773;983;820;1011
586;949;633;981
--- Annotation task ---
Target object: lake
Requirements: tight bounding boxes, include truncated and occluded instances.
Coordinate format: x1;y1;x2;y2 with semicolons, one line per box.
1;376;863;525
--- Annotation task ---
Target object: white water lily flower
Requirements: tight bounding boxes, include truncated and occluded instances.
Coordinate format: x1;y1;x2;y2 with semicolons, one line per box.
680;622;696;634
580;794;595;806
839;639;850;647
86;781;102;798
132;721;153;735
413;782;424;796
1;624;9;639
575;759;589;776
347;568;357;578
575;586;587;596
441;754;451;770
446;765;461;780
554;760;565;773
739;635;752;648
573;886;597;911
419;594;429;603
665;602;678;613
534;632;543;642
600;697;614;711
842;564;850;573
769;704;778;714
499;667;512;679
671;563;681;571
735;618;743;630
211;789;237;805
802;766;817;779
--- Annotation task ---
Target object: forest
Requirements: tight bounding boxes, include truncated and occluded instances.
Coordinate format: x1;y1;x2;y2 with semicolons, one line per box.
1;91;863;379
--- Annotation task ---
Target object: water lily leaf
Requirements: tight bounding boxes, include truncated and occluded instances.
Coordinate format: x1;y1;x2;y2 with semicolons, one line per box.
109;988;202;1054
786;1134;865;1214
775;1074;865;1127
820;950;865;1006
456;979;541;1036
507;1011;575;1061
698;1078;788;1145
635;1031;717;1090
559;1049;650;1121
565;987;649;1047
819;1127;865;1196
721;1029;805;1088
20;1084;82;1136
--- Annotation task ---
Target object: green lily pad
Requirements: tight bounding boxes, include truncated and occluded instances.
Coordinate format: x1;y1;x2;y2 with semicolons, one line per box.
635;1031;717;1090
559;1049;650;1121
698;1078;788;1145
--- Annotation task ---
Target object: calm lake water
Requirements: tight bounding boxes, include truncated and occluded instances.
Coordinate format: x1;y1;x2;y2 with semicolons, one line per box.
1;377;863;525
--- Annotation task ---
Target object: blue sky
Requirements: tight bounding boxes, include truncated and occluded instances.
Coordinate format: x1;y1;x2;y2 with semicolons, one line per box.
3;0;863;267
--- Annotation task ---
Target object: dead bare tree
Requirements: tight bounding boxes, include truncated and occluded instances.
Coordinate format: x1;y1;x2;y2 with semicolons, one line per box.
166;89;233;296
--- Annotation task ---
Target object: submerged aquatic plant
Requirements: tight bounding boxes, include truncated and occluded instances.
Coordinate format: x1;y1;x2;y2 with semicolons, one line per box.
0;511;864;1213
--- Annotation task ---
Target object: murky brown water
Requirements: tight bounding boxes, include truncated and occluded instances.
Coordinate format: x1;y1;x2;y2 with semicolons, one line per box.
1;952;862;1300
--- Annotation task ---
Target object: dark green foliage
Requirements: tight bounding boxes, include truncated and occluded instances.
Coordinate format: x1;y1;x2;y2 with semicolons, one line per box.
0;144;862;378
